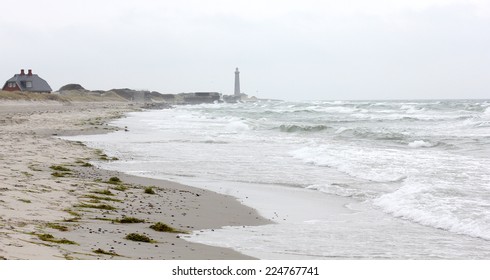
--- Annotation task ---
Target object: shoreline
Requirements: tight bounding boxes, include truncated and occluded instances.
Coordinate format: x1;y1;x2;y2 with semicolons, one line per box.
78;104;490;259
0;100;269;259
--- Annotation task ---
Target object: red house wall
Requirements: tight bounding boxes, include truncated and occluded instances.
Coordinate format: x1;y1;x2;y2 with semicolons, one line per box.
2;83;21;91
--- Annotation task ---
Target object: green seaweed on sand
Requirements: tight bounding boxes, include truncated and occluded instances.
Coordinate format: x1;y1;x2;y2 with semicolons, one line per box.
105;177;122;185
75;203;117;211
93;248;120;256
112;185;128;192
64;209;81;217
63;217;80;222
50;165;71;172
125;233;154;243
82;194;121;202
74;141;86;147
95;149;111;161
63;209;81;222
75;160;93;167
21;171;33;177
91;189;114;196
149;222;187;234
37;233;77;245
144;187;156;195
46;223;69;232
28;164;42;172
116;217;145;224
51;172;67;177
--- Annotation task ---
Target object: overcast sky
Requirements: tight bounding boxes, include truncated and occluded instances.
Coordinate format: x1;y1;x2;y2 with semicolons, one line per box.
1;0;489;101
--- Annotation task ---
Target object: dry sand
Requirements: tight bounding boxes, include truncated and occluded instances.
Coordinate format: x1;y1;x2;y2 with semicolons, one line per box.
0;99;269;260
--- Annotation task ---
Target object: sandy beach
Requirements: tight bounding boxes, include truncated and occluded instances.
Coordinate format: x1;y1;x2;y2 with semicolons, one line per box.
0;97;269;260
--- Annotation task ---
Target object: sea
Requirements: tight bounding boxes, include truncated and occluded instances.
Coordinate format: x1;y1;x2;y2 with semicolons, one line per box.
66;99;490;259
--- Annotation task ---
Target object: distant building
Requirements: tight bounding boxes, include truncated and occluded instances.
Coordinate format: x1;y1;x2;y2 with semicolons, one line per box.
2;69;52;93
234;67;240;96
222;67;245;103
182;92;221;104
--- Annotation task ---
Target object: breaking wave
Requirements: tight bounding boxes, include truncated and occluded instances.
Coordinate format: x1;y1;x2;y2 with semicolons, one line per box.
408;140;436;148
374;179;490;240
278;124;330;133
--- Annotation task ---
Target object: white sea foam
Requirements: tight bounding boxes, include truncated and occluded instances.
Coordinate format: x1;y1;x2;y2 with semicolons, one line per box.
290;145;413;183
374;179;490;240
306;184;377;200
317;106;358;114
408;140;434;148
225;119;250;131
483;106;490;115
335;127;350;134
400;104;414;110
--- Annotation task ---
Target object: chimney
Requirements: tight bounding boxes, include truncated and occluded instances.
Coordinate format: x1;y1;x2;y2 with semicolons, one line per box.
28;69;32;76
20;69;25;75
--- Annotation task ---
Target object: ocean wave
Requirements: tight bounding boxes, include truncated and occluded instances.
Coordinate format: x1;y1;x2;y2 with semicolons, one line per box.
408;140;435;148
335;127;350;134
335;127;409;142
374;180;490;240
400;104;426;114
263;109;315;115
264;106;359;115
484;107;490;116
314;106;359;114
164;139;230;144
457;112;490;128
290;146;410;183
202;139;229;144
278;124;330;133
225;120;250;131
306;183;378;200
355;130;408;141
474;121;490;128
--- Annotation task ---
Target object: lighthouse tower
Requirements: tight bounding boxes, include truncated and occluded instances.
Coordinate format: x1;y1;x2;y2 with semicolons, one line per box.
234;67;240;96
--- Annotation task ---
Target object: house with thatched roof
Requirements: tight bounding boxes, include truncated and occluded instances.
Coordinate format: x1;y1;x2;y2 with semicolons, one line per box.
2;69;52;93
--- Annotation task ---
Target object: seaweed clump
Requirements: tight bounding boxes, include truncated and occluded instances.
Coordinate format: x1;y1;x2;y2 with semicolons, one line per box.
144;187;155;195
117;217;145;224
37;233;77;245
149;222;187;234
125;233;153;243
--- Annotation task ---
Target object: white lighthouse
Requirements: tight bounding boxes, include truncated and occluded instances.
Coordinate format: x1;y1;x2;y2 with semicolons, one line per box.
234;67;240;96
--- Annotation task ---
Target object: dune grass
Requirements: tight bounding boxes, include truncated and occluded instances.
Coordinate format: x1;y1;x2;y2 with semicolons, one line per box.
0;91;69;101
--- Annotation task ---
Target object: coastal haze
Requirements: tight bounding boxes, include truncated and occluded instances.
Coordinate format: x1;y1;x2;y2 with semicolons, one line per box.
1;0;490;100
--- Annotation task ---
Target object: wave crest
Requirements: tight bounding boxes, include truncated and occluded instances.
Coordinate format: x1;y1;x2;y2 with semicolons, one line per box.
278;124;330;133
374;179;490;240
